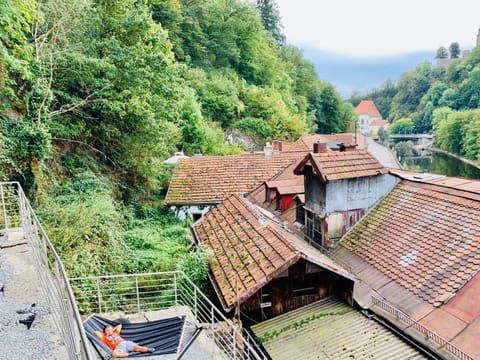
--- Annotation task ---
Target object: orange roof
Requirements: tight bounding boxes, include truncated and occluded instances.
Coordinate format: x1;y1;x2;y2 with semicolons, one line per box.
333;179;480;358
390;168;480;194
194;194;299;307
370;119;390;127
355;100;382;118
283;133;366;152
194;194;350;308
164;152;305;205
294;150;387;181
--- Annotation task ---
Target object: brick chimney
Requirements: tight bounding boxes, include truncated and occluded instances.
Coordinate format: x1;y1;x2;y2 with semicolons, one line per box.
339;143;358;152
313;141;328;153
272;140;282;154
264;142;272;158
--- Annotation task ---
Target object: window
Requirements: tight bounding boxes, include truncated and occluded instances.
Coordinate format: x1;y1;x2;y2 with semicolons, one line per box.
192;213;202;221
305;210;323;247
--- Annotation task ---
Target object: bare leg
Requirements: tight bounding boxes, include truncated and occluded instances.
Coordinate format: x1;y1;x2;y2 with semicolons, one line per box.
111;349;129;358
133;345;151;353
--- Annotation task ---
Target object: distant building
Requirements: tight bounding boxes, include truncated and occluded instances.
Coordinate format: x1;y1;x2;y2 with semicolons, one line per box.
354;100;383;134
436;27;479;68
369;119;390;138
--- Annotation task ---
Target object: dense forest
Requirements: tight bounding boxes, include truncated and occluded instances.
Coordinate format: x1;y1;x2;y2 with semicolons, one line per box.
0;0;355;281
350;46;480;163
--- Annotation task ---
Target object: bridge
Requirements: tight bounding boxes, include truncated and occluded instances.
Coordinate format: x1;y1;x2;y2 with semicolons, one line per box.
0;182;266;360
389;134;433;156
389;133;433;144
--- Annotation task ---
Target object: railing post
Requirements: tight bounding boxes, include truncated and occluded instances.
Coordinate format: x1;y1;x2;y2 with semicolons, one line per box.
97;278;102;314
211;307;215;355
233;326;237;360
174;272;178;307
0;184;8;231
136;276;140;314
194;288;198;323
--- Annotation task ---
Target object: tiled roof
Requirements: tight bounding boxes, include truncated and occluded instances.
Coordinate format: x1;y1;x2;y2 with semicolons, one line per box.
355;100;382;118
283;133;366;152
337;180;480;306
194;195;350;308
370;119;390;127
294;150;388;181
194;194;299;307
390;168;480;194
165;152;304;205
265;178;304;195
332;179;480;358
251;296;427;360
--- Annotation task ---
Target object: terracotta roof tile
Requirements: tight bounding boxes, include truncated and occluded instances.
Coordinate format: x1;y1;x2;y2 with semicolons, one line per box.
355;100;382;118
194;195;350;308
335;180;480;306
284;133;366;152
165;152;305;205
194;194;299;307
294;150;387;181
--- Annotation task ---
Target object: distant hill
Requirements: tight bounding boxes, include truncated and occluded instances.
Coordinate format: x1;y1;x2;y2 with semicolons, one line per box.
296;45;434;98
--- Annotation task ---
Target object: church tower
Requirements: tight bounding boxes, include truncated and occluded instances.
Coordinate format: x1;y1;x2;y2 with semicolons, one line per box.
477;27;480;47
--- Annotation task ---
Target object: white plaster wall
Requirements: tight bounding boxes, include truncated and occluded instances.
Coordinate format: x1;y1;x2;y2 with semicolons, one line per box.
325;174;399;213
327;212;344;239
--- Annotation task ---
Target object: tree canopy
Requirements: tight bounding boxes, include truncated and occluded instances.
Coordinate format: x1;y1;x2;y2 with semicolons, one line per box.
0;0;349;280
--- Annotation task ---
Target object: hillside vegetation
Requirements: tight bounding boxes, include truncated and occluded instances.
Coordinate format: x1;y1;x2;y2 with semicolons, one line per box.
0;0;352;280
350;47;480;163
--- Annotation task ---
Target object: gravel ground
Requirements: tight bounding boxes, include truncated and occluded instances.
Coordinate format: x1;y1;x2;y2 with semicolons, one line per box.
0;230;68;360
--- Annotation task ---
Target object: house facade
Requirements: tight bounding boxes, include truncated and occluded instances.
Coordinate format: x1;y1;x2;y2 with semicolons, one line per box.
164;150;304;220
354;100;383;134
331;170;480;359
293;145;398;249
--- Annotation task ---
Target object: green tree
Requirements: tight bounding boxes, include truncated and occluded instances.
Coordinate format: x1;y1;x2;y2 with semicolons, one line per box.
390;118;414;134
435;46;448;59
449;42;461;59
256;0;285;46
378;126;389;144
390;62;433;121
312;84;347;134
394;141;414;161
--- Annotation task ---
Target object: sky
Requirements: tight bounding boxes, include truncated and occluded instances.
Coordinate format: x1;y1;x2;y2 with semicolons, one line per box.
275;0;480;56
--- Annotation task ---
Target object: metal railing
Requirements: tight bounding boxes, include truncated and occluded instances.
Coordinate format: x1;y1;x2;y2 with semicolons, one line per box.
0;182;93;359
70;271;267;360
371;295;474;360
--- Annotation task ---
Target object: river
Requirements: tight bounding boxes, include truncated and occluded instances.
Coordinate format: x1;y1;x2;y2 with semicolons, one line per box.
405;152;480;180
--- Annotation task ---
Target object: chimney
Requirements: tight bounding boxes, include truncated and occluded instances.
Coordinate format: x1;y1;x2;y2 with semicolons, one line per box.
264;142;272;158
339;143;358;152
272;140;282;154
313;141;328;153
193;150;203;158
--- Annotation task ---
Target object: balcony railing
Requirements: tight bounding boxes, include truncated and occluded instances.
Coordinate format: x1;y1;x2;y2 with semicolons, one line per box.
70;271;266;359
0;182;93;359
371;295;473;360
0;182;266;359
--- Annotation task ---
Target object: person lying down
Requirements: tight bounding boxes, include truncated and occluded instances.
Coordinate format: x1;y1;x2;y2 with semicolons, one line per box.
95;324;155;358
